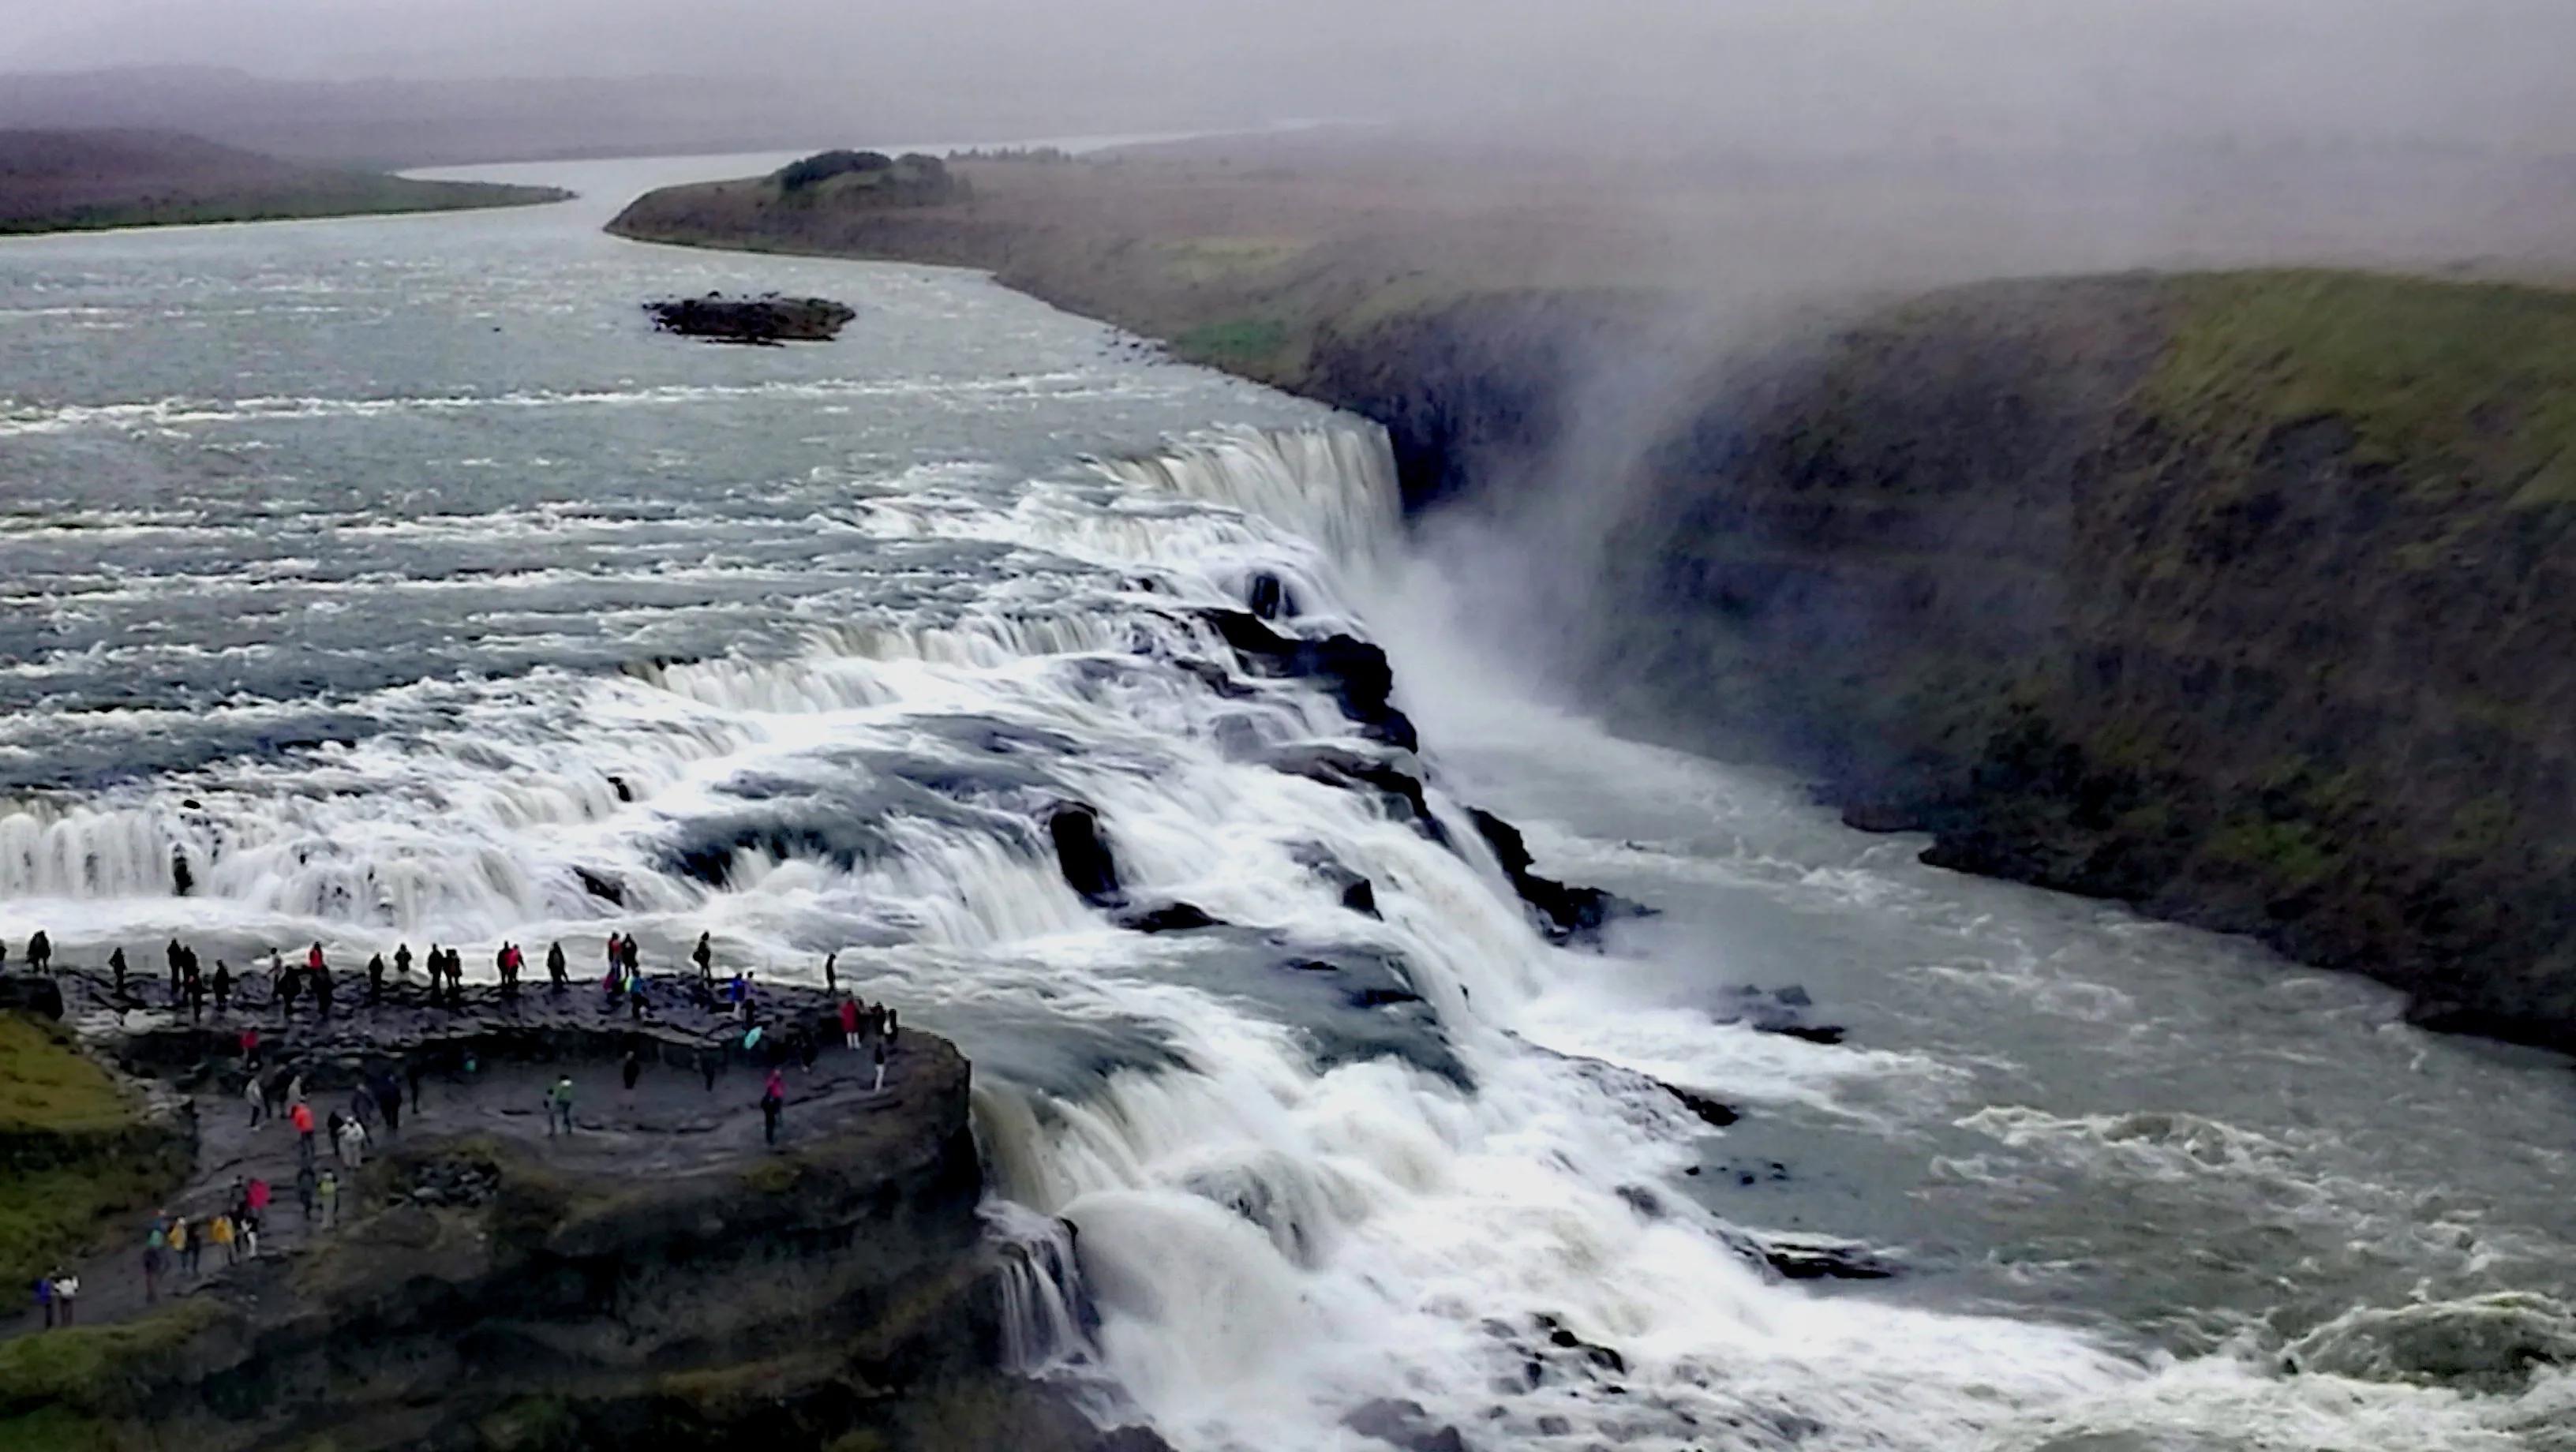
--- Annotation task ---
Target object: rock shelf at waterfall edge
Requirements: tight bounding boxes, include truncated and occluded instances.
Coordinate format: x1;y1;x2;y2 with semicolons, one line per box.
0;967;1163;1452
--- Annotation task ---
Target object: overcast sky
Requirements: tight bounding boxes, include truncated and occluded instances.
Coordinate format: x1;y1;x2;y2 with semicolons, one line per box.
6;0;2573;155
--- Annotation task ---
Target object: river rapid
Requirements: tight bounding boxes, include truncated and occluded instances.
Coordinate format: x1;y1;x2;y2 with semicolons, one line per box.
1;155;2570;1452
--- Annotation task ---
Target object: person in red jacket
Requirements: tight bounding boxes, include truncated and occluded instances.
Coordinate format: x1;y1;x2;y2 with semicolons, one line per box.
290;1100;316;1165
838;995;859;1050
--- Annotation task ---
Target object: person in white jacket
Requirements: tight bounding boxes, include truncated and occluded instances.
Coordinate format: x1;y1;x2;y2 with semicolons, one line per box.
335;1114;369;1169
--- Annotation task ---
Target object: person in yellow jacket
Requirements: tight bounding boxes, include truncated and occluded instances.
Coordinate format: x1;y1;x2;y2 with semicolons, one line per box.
208;1211;238;1266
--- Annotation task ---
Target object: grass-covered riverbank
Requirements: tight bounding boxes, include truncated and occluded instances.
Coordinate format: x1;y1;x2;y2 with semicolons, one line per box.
0;129;568;236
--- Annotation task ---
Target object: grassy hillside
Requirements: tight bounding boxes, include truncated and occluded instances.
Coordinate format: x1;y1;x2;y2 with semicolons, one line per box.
0;1014;189;1292
0;129;567;235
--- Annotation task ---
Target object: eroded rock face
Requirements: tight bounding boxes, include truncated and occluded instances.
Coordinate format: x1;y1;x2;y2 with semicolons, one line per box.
646;292;856;344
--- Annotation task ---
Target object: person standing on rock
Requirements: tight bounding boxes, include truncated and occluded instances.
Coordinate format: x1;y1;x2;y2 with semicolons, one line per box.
277;962;301;1021
212;960;231;1014
871;1033;889;1094
109;945;128;997
760;1068;785;1146
209;1212;236;1267
313;964;335;1020
698;1046;718;1094
883;1005;898;1046
547;940;567;989
394;942;413;981
50;1270;77;1327
823;952;837;995
296;1162;318;1222
373;1069;403;1135
26;929;50;975
165;939;185;1003
693;931;714;982
141;1229;164;1304
406;1059;425;1115
838;995;859;1050
317;1169;340;1228
245;1072;269;1127
548;1074;575;1137
291;1099;316;1165
171;1215;196;1278
183;961;204;1021
335;1115;368;1169
366;952;385;1003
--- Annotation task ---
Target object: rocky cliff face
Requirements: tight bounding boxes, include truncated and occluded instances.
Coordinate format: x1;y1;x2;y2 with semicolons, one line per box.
1313;272;2576;1050
1;997;1136;1452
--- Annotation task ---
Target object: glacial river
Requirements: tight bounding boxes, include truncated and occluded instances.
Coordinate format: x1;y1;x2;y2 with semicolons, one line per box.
1;154;2570;1451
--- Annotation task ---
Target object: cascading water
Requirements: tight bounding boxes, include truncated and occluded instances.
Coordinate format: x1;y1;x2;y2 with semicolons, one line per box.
5;175;2570;1452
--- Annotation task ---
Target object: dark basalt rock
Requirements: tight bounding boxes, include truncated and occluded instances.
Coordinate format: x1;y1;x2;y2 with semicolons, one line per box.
1463;807;1648;947
1291;844;1383;919
0;972;64;1020
1050;804;1125;907
1264;745;1448;846
1203;609;1419;752
16;968;1134;1452
1118;901;1226;934
1713;984;1845;1044
645;291;856;344
1661;1083;1740;1128
1245;571;1298;620
1750;1233;1903;1281
1345;1398;1475;1452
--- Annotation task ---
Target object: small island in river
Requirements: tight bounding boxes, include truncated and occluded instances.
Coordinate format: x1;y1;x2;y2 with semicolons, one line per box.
645;292;856;344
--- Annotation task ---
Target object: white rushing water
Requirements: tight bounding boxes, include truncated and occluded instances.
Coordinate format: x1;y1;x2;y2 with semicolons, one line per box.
1;161;2570;1452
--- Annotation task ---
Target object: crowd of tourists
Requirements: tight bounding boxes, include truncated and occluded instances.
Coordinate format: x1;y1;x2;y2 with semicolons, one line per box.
12;926;907;1334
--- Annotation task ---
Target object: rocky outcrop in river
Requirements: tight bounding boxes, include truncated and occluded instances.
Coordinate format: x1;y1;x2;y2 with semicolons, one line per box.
646;293;856;344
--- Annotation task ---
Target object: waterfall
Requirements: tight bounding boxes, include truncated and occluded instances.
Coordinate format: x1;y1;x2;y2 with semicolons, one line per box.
987;1199;1097;1372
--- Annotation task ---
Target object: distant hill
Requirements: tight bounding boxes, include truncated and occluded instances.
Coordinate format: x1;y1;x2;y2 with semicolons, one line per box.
0;129;568;234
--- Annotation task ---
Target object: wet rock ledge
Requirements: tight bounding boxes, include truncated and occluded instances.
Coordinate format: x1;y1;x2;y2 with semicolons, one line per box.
0;969;1151;1452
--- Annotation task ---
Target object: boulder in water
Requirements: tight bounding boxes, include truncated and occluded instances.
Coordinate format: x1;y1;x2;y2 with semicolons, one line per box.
1245;571;1297;620
1050;804;1124;907
1749;1232;1901;1281
1463;806;1648;947
1661;1082;1740;1128
1344;1398;1475;1452
1118;901;1225;934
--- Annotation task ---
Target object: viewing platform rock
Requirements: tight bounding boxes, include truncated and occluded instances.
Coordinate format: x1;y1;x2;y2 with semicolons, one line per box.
0;967;1155;1452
